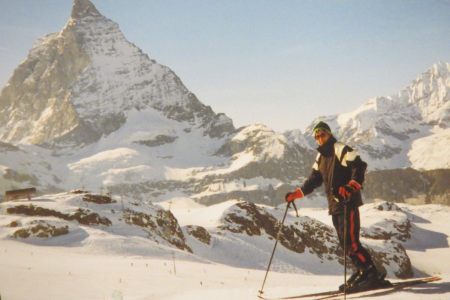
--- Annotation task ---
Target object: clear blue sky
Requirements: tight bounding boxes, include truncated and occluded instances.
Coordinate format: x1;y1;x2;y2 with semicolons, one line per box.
1;0;449;131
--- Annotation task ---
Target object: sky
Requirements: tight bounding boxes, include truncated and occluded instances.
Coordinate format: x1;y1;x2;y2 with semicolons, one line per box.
0;0;449;132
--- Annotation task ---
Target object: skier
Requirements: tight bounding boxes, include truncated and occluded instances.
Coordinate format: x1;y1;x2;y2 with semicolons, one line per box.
285;121;384;293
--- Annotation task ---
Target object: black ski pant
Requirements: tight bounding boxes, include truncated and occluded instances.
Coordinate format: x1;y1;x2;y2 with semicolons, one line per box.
332;206;374;270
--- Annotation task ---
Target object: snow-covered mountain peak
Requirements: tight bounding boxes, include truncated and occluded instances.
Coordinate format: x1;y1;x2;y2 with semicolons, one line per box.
71;0;100;19
306;62;450;170
223;124;289;160
429;61;450;78
0;0;234;146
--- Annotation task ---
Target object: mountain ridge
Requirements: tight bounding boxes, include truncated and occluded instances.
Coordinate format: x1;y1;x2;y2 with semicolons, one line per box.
302;62;450;171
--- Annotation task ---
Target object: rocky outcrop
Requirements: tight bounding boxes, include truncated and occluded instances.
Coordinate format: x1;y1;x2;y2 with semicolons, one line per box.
374;201;404;212
82;193;116;204
219;202;341;258
135;135;178;147
185;225;211;245
7;204;112;226
366;242;413;279
3;192;195;253
13;221;69;239
123;208;192;252
361;202;411;242
362;219;411;242
218;201;413;278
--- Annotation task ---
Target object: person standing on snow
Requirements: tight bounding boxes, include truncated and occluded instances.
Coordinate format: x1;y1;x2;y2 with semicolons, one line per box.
284;121;384;293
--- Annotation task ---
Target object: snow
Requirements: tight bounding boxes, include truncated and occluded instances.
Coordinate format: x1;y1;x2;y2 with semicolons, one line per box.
162;199;239;228
283;129;312;150
1;193;450;300
408;128;450;170
233;124;287;159
65;11;202;123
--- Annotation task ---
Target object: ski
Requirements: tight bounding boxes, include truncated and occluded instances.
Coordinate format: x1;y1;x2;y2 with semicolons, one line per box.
257;276;442;300
258;288;339;300
315;276;441;300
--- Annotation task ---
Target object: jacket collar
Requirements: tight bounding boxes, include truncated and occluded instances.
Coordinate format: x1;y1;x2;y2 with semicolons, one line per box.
317;136;336;157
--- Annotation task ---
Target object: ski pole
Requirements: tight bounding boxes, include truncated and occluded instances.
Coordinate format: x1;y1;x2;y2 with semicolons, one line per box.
343;201;348;300
258;202;292;296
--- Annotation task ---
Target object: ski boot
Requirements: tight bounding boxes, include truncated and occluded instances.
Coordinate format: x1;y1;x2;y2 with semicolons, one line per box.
339;269;360;292
346;265;390;293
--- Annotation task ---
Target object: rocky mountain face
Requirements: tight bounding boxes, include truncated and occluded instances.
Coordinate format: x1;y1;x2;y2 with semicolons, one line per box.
0;0;234;147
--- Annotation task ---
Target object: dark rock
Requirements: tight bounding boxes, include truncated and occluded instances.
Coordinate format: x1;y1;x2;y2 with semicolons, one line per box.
135;135;177;147
8;220;21;227
13;221;69;239
367;243;413;279
185;225;211;245
219;202;340;256
70;189;90;194
123;208;192;252
7;204;111;226
82;193;116;204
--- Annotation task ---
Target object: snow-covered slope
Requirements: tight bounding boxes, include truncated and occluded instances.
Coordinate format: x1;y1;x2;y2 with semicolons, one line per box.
0;192;433;277
303;62;450;170
1;192;449;300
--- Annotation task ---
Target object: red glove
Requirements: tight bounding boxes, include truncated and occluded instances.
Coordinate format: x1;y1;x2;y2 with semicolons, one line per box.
338;180;362;199
285;188;304;202
348;179;362;191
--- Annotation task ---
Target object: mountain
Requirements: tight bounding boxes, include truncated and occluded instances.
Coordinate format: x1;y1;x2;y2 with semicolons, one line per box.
0;0;234;147
0;0;313;206
303;62;450;171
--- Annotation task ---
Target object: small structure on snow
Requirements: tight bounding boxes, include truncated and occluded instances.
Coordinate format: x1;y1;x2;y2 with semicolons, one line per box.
4;187;37;202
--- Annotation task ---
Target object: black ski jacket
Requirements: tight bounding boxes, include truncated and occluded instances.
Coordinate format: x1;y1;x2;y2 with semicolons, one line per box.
301;136;367;215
